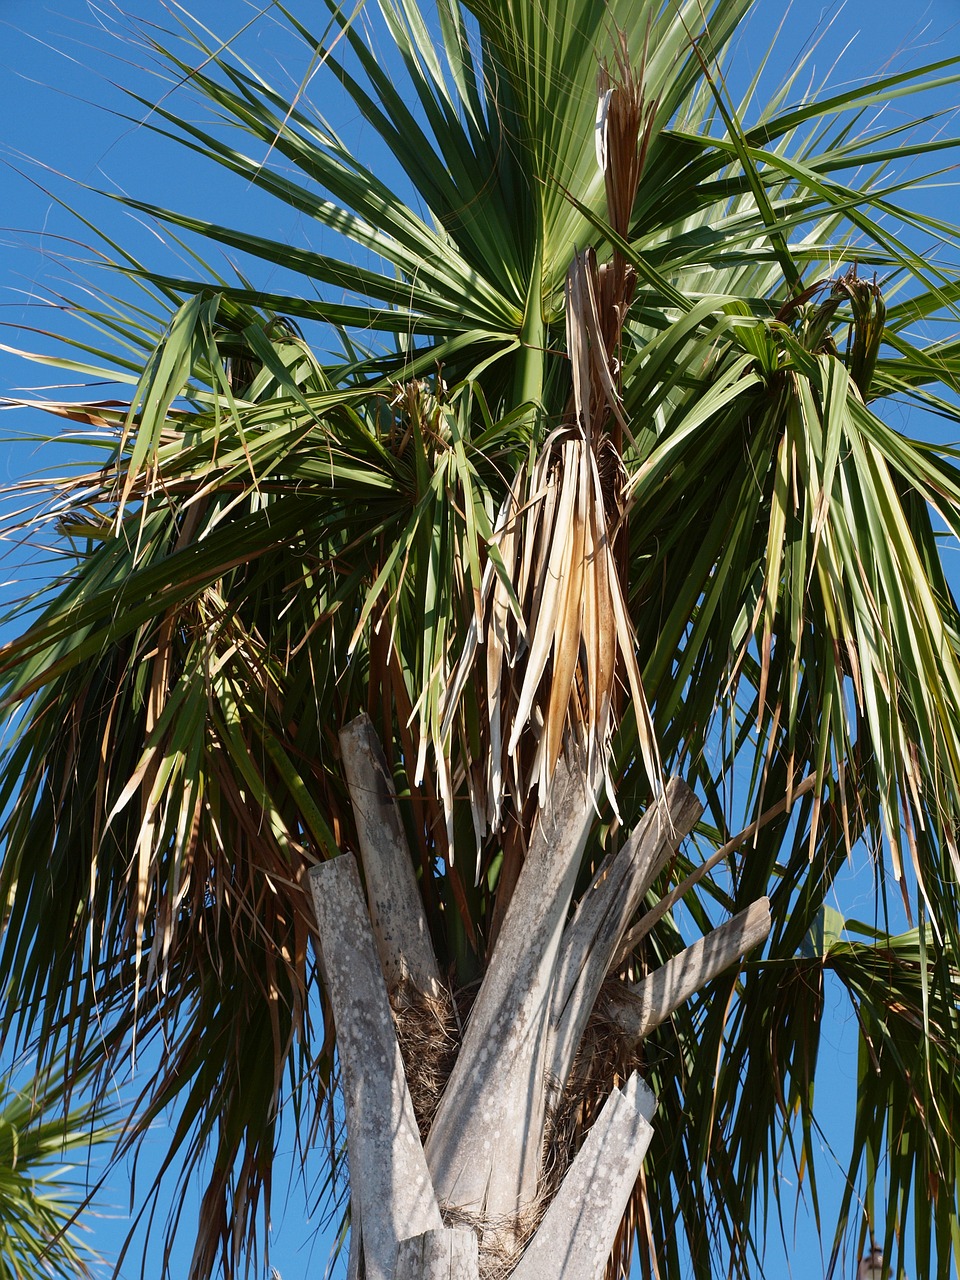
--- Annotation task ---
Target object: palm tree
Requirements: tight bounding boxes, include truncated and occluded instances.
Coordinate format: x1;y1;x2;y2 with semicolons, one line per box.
0;1067;114;1279
3;0;960;1277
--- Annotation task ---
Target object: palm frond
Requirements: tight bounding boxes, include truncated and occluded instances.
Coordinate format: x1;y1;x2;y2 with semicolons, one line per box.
0;1067;116;1280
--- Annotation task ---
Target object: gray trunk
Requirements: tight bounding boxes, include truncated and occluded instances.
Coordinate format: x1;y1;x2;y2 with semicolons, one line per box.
509;1073;656;1280
309;857;443;1280
339;714;443;1000
395;1229;480;1280
309;731;772;1279
424;756;596;1225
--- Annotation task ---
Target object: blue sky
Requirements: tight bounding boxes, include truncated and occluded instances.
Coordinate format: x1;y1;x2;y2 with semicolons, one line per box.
2;2;960;1278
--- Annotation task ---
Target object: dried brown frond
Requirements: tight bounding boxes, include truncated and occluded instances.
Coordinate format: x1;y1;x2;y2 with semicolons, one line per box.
441;414;659;875
435;44;661;897
597;29;658;244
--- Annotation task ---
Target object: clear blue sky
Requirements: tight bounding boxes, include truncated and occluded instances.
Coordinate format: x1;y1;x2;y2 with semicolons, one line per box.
2;2;960;1278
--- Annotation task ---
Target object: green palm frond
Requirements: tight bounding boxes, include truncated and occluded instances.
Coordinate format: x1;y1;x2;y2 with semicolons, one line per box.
827;921;960;1279
0;1069;115;1280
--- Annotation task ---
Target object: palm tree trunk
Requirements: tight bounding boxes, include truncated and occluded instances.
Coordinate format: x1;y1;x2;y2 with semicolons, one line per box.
310;715;771;1279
